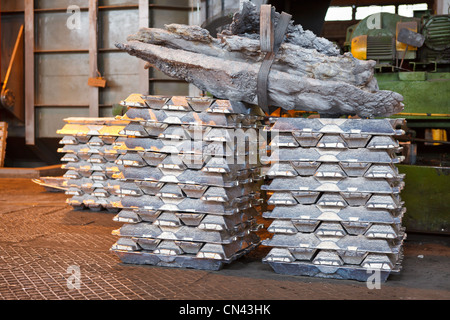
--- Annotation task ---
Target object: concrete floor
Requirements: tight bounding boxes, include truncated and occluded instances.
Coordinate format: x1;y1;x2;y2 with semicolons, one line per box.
0;178;449;301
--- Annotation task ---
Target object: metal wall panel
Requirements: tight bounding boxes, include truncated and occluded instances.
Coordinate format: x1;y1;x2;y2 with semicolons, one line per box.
149;1;190;95
152;8;189;28
99;8;139;49
154;0;189;6
37;105;117;138
152;82;190;96
0;1;25;11
37;107;88;138
1;0;193;140
99;51;140;106
35;0;89;9
35;12;90;51
35;53;90;106
100;0;138;5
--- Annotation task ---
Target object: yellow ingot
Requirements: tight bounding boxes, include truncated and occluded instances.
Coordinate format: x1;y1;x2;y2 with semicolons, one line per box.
98;125;128;137
57;124;90;136
120;93;147;107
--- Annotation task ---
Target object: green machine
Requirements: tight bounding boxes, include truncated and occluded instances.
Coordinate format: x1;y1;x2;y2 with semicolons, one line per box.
346;12;450;235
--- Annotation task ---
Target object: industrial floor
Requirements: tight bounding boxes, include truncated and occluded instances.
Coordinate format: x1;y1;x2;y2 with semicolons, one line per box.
0;178;449;301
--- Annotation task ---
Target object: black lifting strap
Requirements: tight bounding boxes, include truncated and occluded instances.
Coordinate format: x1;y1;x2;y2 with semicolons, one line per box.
257;5;292;114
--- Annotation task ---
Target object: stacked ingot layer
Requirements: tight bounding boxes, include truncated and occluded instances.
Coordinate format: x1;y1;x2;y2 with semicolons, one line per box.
57;117;129;212
109;94;266;270
260;117;406;282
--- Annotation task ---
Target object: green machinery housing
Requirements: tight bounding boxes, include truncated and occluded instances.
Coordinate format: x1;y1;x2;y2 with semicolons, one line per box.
345;11;450;235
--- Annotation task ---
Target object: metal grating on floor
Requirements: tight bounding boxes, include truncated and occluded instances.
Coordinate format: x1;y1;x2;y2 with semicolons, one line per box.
0;179;449;300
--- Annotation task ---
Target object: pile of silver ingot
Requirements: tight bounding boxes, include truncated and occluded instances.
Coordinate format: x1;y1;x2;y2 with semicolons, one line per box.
260;117;406;282
108;94;265;270
57;117;129;212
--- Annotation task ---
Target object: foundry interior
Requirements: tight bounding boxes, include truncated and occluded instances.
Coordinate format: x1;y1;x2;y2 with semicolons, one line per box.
0;0;449;301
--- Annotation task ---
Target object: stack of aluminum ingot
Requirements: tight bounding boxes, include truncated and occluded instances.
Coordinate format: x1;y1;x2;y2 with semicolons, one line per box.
57;117;129;212
109;94;265;270
260;117;406;282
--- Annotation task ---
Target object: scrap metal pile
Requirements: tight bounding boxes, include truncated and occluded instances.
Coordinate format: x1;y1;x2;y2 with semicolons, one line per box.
54;1;407;280
116;1;404;118
260;117;406;281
